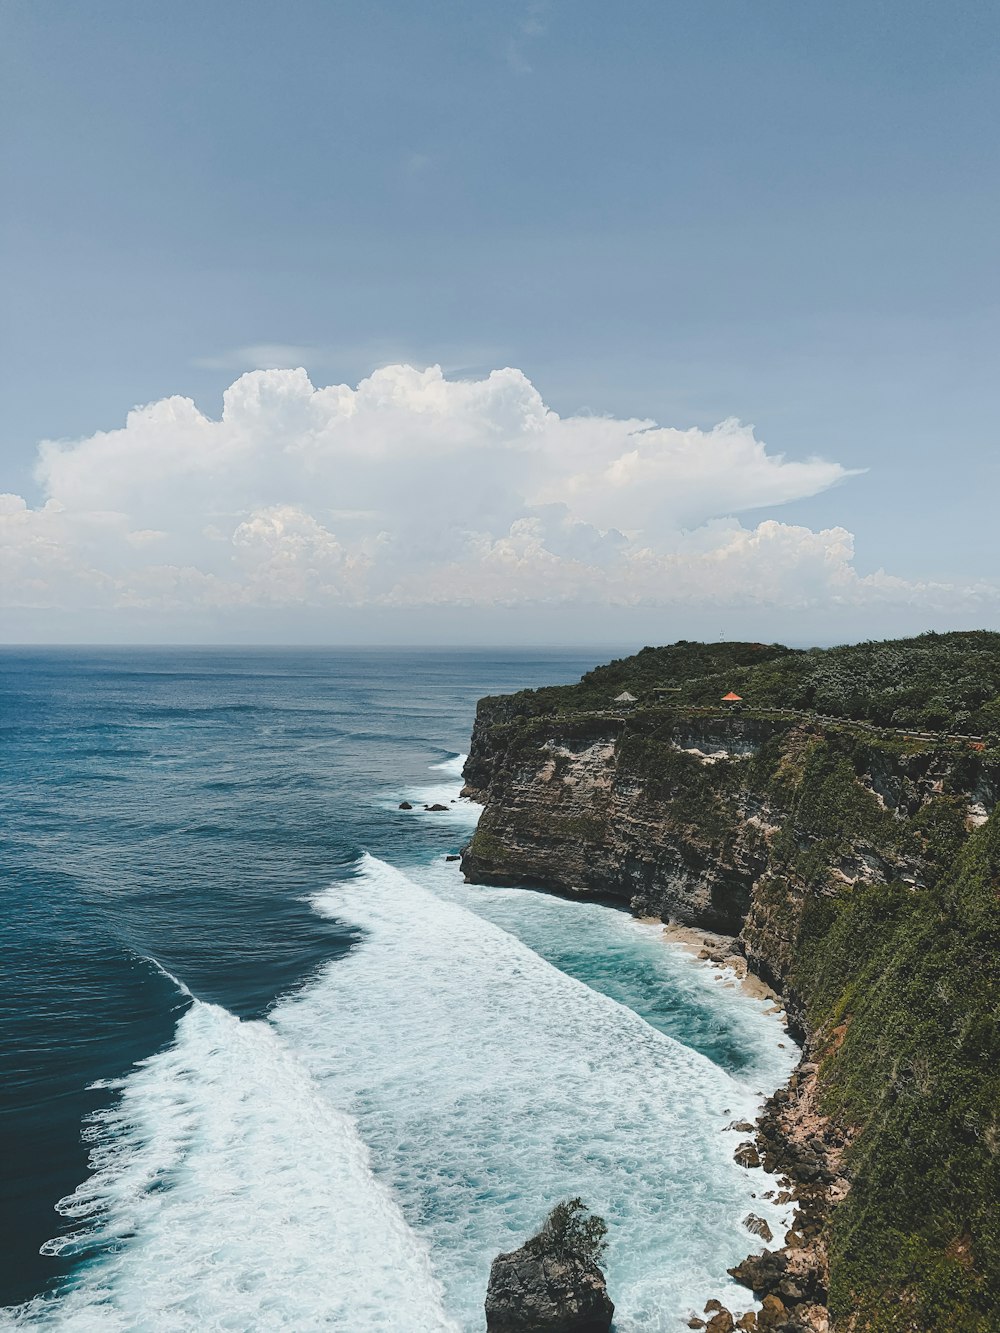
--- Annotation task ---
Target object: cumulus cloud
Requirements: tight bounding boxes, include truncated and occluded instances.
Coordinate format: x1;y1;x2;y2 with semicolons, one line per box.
1;363;988;627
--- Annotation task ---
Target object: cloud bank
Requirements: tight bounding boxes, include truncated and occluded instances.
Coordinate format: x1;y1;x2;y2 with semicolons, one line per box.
0;364;990;637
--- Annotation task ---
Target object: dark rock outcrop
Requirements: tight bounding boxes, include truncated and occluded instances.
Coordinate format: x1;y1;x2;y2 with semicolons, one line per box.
744;1213;774;1242
485;1202;614;1333
734;1142;761;1169
705;1310;735;1333
485;1245;613;1333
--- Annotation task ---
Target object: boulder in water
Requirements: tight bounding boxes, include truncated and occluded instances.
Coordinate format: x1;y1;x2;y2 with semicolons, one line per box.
743;1213;774;1242
485;1199;614;1333
734;1141;761;1168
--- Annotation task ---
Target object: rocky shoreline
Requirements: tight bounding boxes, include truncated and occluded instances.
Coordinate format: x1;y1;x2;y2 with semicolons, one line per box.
658;927;843;1333
692;1047;849;1333
656;922;785;1006
603;918;841;1332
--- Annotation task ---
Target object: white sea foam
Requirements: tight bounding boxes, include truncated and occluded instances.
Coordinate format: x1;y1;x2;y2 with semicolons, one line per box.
429;753;467;776
9;843;795;1332
273;855;795;1331
416;857;796;1095
4;1000;457;1332
381;753;481;828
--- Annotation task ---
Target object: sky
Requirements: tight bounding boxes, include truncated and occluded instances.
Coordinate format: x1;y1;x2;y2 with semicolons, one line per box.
1;0;998;646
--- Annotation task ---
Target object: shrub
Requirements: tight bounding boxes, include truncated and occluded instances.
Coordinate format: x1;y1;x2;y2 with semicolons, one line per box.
531;1198;609;1266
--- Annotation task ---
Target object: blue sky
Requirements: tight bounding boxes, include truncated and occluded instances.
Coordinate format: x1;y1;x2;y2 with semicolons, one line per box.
1;1;998;643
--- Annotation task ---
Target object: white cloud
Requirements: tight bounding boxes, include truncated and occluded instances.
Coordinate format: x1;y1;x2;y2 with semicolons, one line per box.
2;363;992;628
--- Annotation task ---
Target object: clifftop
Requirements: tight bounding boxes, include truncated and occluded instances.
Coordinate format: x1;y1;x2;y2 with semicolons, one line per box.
461;634;1000;1332
465;631;1000;739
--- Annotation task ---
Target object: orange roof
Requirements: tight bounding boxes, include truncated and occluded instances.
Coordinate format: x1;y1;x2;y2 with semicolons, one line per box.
722;691;742;702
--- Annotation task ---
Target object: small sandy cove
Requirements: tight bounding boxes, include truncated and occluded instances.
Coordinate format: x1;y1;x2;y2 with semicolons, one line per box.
645;918;785;1011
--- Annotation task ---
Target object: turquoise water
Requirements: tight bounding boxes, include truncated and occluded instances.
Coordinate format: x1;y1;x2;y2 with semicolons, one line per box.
1;649;794;1330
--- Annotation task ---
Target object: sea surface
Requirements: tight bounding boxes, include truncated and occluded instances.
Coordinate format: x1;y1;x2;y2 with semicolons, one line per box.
0;648;796;1331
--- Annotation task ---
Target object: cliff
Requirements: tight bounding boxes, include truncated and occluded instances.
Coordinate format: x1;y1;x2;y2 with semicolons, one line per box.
461;634;1000;1333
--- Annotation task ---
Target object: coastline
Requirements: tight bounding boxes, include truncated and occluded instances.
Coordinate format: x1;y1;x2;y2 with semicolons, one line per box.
645;922;832;1332
645;921;835;1332
461;889;830;1330
647;920;836;1332
664;935;837;1333
652;921;786;1009
459;641;1000;1328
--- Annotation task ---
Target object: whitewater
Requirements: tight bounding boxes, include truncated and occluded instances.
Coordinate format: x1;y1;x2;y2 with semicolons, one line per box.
4;783;795;1330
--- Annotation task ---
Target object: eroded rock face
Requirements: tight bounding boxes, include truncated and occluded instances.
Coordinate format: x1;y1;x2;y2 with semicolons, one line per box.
462;711;778;933
485;1241;614;1333
461;702;996;1023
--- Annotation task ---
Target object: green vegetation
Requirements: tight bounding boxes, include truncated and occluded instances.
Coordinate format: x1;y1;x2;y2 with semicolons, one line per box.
741;725;997;1327
742;721;1000;1329
755;736;912;895
794;817;1000;1331
492;631;1000;741
530;1198;609;1267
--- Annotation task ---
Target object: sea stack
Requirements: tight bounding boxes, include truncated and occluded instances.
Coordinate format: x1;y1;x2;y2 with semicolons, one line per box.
485;1200;614;1333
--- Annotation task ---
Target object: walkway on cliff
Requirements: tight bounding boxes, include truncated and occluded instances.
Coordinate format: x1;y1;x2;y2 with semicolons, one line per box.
585;702;989;751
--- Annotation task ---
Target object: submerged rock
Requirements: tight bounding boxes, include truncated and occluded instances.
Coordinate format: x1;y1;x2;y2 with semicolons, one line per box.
734;1141;762;1168
744;1213;774;1242
485;1200;614;1333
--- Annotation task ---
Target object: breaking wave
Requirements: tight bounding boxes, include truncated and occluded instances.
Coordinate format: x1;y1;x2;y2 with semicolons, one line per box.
275;855;793;1330
3;999;457;1332
6;850;793;1332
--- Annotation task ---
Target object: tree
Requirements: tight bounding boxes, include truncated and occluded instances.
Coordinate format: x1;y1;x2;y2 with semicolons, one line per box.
530;1198;609;1267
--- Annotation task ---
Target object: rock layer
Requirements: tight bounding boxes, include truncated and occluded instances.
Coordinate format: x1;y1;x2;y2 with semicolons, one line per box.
462;712;780;934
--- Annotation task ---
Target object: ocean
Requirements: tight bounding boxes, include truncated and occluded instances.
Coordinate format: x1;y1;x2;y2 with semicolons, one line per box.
0;648;796;1331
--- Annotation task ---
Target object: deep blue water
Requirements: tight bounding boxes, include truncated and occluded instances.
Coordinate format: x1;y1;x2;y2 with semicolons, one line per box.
0;648;795;1331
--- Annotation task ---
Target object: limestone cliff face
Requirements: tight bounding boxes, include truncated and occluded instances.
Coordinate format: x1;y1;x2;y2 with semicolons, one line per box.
463;701;993;1012
463;708;780;934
